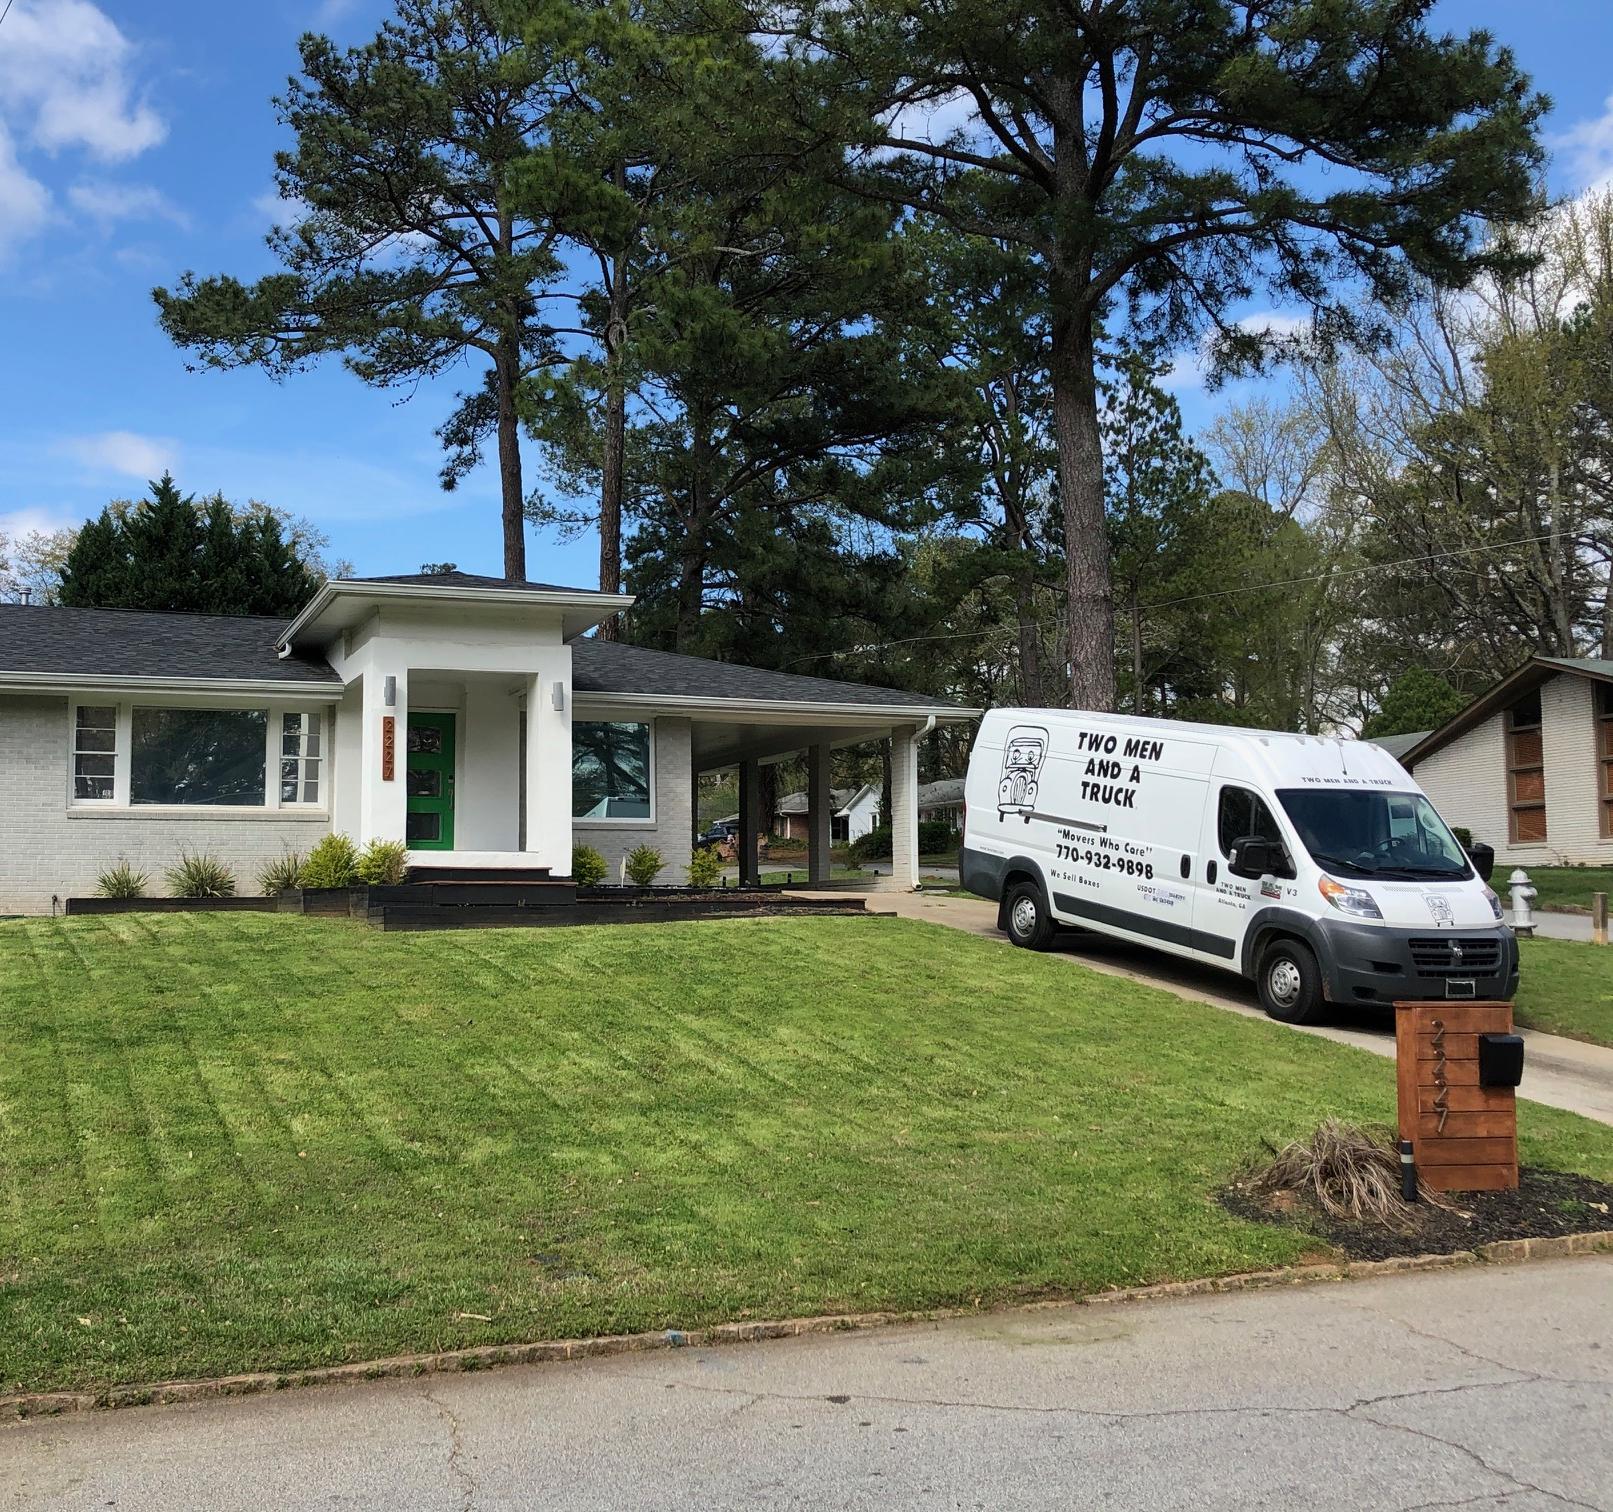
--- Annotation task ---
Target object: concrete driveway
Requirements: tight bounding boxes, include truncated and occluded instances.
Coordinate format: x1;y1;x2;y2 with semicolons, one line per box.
864;891;1613;1127
6;1256;1608;1511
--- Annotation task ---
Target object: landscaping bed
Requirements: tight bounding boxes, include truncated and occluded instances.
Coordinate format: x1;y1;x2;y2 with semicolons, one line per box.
1221;1166;1613;1263
3;912;1613;1397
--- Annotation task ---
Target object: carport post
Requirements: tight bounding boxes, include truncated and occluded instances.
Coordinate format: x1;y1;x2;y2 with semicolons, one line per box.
807;743;833;884
738;759;762;886
890;725;919;890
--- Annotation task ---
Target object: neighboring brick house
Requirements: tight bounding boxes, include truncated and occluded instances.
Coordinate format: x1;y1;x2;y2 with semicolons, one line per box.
1398;656;1613;867
0;573;976;913
773;784;880;843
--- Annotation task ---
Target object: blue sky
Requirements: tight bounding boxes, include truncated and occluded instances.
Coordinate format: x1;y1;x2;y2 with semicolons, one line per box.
2;0;1612;585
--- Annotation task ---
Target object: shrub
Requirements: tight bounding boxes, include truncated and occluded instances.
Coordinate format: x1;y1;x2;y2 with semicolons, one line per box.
625;844;665;886
1451;825;1474;850
685;846;724;888
165;851;236;899
1246;1120;1454;1226
571;844;608;886
257;850;305;894
848;820;958;864
357;838;410;886
96;859;148;900
299;833;360;889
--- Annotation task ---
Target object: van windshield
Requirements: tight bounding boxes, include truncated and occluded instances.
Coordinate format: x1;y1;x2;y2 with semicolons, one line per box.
1275;789;1472;882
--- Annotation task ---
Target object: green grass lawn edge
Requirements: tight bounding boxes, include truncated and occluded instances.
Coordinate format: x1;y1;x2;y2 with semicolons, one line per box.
3;912;1612;1397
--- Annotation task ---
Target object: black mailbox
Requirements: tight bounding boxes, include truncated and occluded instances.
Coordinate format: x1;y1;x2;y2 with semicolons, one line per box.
1479;1032;1524;1089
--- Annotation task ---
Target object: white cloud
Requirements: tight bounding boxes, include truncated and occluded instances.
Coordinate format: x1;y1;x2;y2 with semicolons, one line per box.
57;430;179;480
0;2;166;259
1555;94;1613;195
0;123;52;254
1164;311;1312;392
0;504;82;540
67;179;189;229
0;0;165;160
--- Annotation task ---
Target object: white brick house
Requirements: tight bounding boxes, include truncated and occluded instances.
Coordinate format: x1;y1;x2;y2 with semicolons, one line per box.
1400;656;1613;867
0;573;975;913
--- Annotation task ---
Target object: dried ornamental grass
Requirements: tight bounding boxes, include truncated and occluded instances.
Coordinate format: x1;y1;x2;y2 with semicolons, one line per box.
1247;1119;1455;1227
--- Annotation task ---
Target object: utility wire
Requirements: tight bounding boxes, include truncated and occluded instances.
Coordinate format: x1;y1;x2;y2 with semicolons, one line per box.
0;1;15;28
783;526;1574;667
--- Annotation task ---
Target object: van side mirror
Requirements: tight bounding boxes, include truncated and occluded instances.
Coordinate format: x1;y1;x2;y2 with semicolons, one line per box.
1229;835;1288;881
1466;840;1495;883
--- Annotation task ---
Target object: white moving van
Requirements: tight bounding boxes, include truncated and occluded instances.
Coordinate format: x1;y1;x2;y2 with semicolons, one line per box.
960;709;1516;1023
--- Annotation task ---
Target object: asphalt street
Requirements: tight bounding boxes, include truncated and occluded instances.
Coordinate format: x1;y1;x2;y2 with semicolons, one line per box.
5;1256;1609;1511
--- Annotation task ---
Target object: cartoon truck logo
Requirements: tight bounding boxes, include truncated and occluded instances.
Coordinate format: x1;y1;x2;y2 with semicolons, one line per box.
998;726;1048;821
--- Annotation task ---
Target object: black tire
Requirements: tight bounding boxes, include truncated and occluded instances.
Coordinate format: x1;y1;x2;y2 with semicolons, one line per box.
1003;880;1057;951
1256;937;1325;1025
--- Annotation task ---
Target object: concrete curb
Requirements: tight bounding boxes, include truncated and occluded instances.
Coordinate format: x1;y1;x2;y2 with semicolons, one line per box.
6;1230;1611;1422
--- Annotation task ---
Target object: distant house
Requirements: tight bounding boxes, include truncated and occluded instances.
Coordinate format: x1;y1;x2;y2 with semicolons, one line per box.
774;784;880;843
917;777;965;830
1397;655;1613;866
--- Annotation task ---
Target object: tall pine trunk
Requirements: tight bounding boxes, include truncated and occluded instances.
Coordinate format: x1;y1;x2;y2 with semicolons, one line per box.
596;172;630;636
674;412;711;652
494;337;526;582
1049;310;1115;710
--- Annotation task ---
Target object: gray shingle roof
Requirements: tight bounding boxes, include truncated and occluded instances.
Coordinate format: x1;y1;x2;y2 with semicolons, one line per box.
918;777;965;806
0;604;341;685
1368;731;1430;761
776;788;856;814
350;570;607;595
571;638;970;711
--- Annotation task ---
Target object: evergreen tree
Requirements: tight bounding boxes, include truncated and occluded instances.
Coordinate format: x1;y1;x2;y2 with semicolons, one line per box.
57;475;325;617
154;0;563;579
780;0;1545;708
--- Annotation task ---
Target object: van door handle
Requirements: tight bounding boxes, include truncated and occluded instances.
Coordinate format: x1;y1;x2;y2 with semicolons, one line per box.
1207;860;1218;884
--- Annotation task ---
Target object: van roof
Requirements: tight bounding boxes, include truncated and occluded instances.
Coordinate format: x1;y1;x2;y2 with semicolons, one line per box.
981;708;1413;789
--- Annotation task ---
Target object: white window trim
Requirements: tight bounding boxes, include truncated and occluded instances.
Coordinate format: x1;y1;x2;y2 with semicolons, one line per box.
571;717;656;827
67;697;330;817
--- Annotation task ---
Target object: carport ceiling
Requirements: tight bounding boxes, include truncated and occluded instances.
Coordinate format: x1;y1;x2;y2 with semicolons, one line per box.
692;718;901;772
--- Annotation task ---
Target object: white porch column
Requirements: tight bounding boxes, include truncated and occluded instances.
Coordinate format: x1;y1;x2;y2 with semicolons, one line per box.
738;759;762;886
807;742;833;884
359;665;408;845
523;646;572;871
890;725;919;890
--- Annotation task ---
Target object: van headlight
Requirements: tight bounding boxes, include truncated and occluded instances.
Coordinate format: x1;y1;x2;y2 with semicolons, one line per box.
1484;886;1503;921
1318;875;1383;920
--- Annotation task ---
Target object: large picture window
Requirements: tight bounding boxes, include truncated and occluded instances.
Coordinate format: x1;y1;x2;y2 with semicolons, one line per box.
573;721;652;820
131;708;267;807
1505;691;1546;844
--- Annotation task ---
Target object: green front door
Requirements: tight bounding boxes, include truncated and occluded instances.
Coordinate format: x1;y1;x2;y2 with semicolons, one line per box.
405;712;456;850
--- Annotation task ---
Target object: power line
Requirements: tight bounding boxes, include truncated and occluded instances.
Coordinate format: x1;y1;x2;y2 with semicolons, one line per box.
782;526;1576;667
0;1;15;28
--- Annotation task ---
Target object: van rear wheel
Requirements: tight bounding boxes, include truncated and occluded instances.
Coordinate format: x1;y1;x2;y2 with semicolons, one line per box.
1004;881;1056;951
1257;938;1324;1025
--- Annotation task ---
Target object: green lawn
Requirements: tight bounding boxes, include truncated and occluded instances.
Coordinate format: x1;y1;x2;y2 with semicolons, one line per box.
1516;937;1613;1047
3;913;1612;1398
758;865;873;884
1520;865;1613;915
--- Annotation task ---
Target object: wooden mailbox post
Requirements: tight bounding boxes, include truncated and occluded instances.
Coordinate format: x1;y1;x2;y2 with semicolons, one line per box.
1394;1000;1519;1192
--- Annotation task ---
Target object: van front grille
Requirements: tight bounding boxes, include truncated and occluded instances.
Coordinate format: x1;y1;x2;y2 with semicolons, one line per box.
1408;937;1502;976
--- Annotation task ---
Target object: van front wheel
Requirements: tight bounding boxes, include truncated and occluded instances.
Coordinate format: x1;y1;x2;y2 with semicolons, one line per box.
1257;938;1324;1025
1004;881;1056;951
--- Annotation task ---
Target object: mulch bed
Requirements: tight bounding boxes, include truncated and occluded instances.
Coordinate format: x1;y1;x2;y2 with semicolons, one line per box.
1221;1166;1613;1262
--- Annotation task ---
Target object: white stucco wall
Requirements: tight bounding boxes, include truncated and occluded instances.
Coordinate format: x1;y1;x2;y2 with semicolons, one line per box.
1412;672;1611;866
0;694;332;914
572;714;693;884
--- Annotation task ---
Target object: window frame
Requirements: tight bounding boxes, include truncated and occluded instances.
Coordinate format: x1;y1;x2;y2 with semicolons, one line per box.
279;709;325;809
571;718;656;825
1504;691;1547;846
67;698;330;815
1597;682;1613;841
1215;783;1295;877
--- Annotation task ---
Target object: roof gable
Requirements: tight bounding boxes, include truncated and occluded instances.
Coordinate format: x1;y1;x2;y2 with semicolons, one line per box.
1401;656;1613;767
